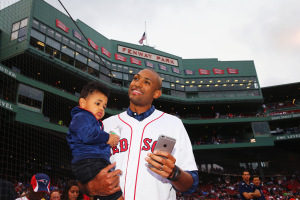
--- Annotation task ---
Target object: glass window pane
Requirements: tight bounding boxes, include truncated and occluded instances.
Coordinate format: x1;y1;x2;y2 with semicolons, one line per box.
40;24;46;33
18;27;27;38
123;73;129;80
62;37;69;45
88;59;99;70
75;52;87;63
46;37;60;50
11;31;18;40
111;71;122;79
12;22;20;32
47;28;54;37
69;40;75;49
20;18;28;28
32;19;39;29
82;48;88;56
61;45;74;57
162;81;170;88
55;32;62;42
95;55;100;63
30;29;45;42
88;51;94;59
76;44;82;53
18;84;44;101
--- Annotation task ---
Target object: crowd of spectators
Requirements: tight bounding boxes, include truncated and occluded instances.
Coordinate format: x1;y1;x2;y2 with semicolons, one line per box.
176;171;300;200
5;170;299;200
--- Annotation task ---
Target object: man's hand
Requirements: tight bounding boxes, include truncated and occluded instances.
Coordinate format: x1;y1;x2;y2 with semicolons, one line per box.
145;150;176;179
79;163;122;196
145;151;194;192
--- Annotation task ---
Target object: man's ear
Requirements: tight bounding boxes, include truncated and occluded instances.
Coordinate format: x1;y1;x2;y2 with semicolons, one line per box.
153;89;162;99
79;98;86;108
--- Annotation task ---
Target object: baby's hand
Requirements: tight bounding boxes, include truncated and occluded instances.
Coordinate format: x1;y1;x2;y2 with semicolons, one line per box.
107;134;120;147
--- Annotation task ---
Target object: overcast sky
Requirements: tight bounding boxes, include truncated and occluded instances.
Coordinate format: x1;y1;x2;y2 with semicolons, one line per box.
2;0;300;87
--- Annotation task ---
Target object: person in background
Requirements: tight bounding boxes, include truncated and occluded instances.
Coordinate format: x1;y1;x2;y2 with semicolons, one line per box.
50;190;61;200
253;176;265;200
61;180;82;200
238;170;261;200
15;173;50;200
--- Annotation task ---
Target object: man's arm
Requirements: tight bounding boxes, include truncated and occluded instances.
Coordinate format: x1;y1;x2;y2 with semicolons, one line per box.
79;163;122;196
145;150;194;192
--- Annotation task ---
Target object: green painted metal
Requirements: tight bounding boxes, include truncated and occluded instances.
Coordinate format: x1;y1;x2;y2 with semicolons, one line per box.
15;106;68;133
193;136;274;150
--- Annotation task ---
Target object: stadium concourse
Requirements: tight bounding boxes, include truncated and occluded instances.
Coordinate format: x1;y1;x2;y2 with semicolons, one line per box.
1;0;300;199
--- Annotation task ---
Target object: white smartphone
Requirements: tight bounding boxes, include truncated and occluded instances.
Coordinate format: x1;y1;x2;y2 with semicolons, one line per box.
154;135;176;155
147;135;176;169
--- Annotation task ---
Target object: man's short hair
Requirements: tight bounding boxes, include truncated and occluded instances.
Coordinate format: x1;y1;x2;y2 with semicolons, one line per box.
242;170;250;175
252;175;260;179
80;81;110;99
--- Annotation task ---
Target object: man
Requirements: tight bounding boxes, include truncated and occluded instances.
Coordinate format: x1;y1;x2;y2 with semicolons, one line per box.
238;170;261;200
82;69;198;199
15;173;50;200
252;176;265;200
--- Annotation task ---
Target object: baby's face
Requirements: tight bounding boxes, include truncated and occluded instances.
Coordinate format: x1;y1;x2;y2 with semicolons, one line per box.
80;91;108;120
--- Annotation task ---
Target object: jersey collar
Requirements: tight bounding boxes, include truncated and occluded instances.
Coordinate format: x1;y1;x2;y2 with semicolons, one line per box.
127;105;155;121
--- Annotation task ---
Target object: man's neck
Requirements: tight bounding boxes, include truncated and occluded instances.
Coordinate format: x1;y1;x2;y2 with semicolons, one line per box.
244;180;250;184
129;103;152;115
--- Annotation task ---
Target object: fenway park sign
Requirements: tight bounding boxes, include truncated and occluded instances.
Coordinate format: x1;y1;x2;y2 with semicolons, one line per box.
118;45;178;66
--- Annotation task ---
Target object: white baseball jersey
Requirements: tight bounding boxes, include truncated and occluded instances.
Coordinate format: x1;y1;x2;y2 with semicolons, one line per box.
103;109;198;200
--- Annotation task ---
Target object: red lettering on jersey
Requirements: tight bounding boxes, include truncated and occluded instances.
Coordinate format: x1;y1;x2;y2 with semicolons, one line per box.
120;138;128;152
151;141;157;153
142;138;152;151
112;146;119;155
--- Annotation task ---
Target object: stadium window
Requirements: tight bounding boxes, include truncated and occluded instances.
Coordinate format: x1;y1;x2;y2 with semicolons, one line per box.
76;44;82;53
82;48;88;56
61;46;74;57
62;37;69;46
170;83;175;89
111;63;117;71
100;73;111;83
46;28;55;38
87;67;99;77
54;32;62;42
32;19;39;29
75;52;87;64
186;92;198;99
162;81;170;89
95;55;100;63
88;51;94;60
100;66;110;75
123;66;129;73
40;24;47;33
164;75;170;82
88;59;99;71
162;88;171;95
123;73;129;80
69;40;76;49
30;37;45;51
75;60;87;72
17;84;44;112
30;29;45;42
61;53;75;66
11;18;28;42
46;37;60;50
117;65;123;72
45;45;60;59
111;71;122;79
175;84;184;91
